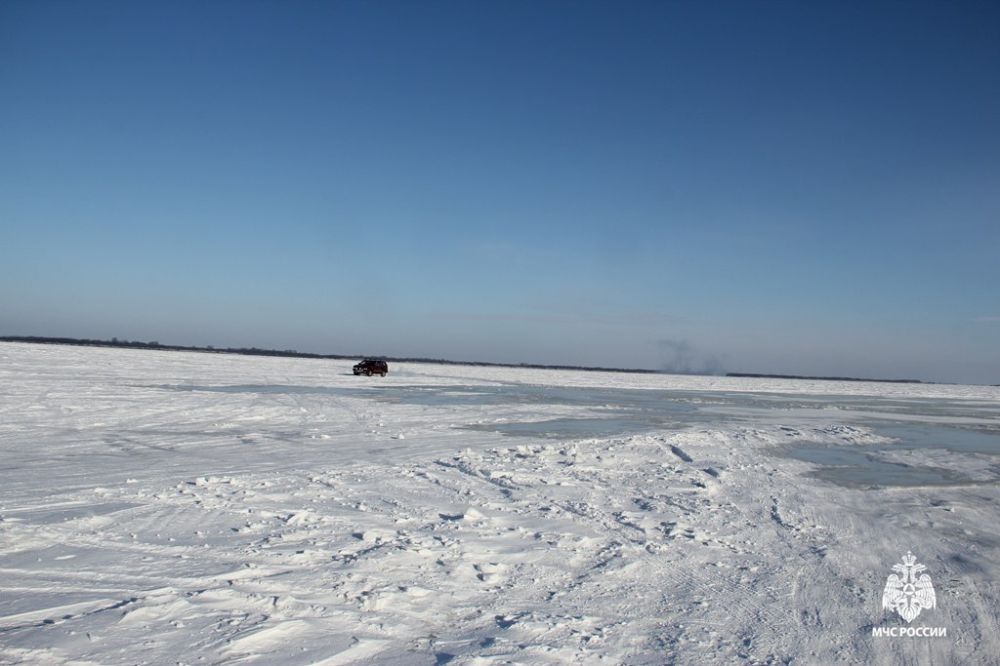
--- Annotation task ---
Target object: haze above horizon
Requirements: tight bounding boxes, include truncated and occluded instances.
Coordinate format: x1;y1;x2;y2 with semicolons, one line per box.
2;1;998;384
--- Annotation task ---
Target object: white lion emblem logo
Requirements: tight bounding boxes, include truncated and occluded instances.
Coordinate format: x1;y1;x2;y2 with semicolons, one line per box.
882;551;936;623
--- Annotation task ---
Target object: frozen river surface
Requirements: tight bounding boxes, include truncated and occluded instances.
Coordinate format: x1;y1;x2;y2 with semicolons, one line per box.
1;343;998;664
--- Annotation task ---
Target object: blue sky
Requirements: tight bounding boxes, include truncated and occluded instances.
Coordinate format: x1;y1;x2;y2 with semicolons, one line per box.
2;1;998;383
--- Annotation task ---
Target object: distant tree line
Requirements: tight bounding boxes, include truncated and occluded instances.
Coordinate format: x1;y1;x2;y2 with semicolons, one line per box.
0;335;353;360
726;372;923;384
0;335;659;374
2;336;952;383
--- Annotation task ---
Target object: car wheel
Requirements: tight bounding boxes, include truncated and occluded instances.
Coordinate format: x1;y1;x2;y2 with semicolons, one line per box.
380;372;386;377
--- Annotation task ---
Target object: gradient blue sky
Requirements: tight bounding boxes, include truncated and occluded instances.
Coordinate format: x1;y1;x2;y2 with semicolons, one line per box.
2;1;998;383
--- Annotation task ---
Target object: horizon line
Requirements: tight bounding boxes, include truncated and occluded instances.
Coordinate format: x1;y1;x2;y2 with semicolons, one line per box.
2;334;982;387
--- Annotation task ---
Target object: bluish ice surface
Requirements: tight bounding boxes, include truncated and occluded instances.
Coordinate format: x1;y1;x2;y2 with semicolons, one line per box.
158;382;1000;488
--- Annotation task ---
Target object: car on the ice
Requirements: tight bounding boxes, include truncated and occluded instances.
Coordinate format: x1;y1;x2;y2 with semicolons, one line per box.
353;359;388;376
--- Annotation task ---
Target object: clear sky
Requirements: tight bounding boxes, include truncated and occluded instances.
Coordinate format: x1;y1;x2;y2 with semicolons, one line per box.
2;1;998;383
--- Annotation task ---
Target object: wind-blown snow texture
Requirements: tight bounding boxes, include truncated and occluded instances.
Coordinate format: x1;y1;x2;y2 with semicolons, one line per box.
1;343;998;664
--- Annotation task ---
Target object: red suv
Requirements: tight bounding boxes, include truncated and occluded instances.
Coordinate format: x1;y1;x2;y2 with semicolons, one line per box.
353;359;388;376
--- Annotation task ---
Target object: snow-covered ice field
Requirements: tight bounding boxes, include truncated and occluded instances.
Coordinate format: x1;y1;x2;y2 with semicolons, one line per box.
1;342;998;665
